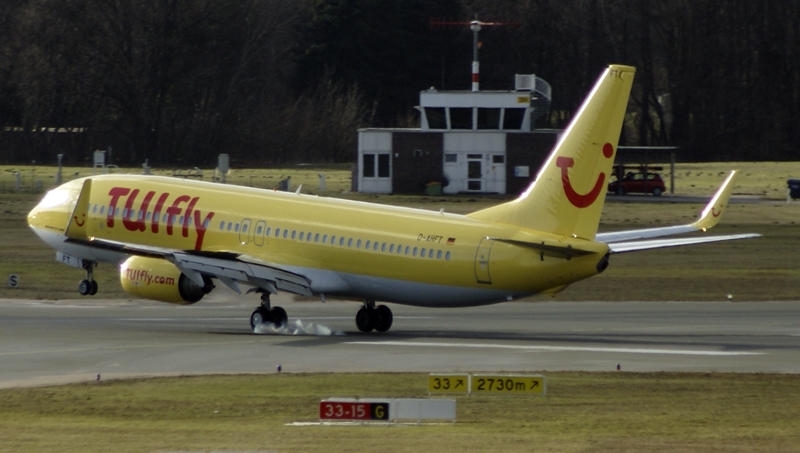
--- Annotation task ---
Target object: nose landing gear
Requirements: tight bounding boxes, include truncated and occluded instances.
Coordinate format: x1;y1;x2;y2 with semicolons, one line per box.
355;300;393;333
78;261;98;296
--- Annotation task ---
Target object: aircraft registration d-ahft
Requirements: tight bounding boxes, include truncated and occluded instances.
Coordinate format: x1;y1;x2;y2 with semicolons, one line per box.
27;65;759;333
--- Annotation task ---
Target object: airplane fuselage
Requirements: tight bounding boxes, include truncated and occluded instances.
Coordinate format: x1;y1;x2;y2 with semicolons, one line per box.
28;174;608;307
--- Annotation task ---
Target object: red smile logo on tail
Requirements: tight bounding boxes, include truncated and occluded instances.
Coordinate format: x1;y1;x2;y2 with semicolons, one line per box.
557;143;614;208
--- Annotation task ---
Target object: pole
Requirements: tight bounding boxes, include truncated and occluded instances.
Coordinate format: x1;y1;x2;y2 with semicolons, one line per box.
470;21;481;92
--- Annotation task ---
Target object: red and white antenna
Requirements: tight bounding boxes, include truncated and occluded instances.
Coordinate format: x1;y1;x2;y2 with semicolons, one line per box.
430;18;521;92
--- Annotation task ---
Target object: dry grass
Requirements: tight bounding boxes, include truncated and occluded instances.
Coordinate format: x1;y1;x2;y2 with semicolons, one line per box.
1;372;799;452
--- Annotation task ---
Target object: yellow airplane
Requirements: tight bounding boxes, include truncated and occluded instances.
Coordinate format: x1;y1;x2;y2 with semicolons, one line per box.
27;64;759;333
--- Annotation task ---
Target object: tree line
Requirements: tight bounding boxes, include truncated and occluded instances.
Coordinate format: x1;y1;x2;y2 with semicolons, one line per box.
0;0;797;167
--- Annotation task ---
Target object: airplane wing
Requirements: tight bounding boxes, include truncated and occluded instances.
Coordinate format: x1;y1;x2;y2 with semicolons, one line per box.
596;171;761;253
65;236;313;296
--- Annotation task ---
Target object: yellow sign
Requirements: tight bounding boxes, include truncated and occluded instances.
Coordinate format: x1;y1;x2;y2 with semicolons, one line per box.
428;374;469;393
471;374;545;395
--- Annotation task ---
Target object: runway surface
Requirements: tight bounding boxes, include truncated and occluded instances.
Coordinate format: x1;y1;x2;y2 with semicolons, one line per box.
2;292;800;388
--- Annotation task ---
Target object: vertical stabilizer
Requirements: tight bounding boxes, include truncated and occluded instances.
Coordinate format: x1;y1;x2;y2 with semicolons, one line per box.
468;65;635;239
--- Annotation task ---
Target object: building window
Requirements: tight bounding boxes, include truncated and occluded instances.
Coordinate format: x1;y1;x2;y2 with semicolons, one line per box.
444;153;458;163
503;108;526;130
450;107;473;129
425;107;446;129
363;154;375;177
377;154;390;177
478;108;501;129
493;155;505;164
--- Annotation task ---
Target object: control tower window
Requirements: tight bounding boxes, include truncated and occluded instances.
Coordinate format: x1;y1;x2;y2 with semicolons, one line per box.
503;108;526;130
478;108;501;129
450;108;473;129
425;107;446;129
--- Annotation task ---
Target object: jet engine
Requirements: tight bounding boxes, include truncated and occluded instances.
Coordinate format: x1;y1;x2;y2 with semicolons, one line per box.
120;256;213;304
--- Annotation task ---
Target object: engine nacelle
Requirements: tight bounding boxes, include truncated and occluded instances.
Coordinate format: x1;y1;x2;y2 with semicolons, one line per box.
120;256;213;305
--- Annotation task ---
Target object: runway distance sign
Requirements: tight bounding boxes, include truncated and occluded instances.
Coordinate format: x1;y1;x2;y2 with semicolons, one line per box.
428;374;469;393
319;401;389;421
471;374;546;395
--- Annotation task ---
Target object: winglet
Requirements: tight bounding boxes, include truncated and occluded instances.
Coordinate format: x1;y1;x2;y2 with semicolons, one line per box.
692;171;737;231
65;178;92;240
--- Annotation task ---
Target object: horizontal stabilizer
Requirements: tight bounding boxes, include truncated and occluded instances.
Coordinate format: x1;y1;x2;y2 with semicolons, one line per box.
597;171;746;244
489;237;596;260
608;233;761;254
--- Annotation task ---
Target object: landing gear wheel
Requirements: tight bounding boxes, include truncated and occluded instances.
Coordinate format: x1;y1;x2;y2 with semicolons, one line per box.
250;307;272;329
78;279;92;296
89;280;99;295
270;306;288;327
374;305;393;332
356;307;376;332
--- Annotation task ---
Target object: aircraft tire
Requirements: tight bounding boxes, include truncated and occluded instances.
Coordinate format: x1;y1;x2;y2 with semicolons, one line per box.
374;305;393;332
250;307;272;330
78;279;92;296
270;306;288;326
89;280;98;296
355;307;376;332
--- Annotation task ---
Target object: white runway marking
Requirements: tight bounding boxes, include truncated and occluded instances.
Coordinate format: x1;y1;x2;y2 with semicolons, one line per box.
346;341;764;356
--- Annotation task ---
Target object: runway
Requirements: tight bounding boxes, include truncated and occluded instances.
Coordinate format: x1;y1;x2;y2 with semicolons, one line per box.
2;292;800;388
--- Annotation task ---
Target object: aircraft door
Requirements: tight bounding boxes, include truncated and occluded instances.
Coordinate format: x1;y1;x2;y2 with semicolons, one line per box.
474;237;494;284
239;219;252;244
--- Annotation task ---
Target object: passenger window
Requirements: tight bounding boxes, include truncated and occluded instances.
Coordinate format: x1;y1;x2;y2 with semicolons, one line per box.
373;242;379;251
123;208;128;218
234;223;240;232
283;229;288;239
340;237;345;246
331;235;336;245
413;247;418;256
204;219;210;229
100;206;105;215
357;239;362;248
445;251;451;260
437;250;442;259
266;227;272;236
405;246;410;255
323;234;328;243
227;222;233;231
276;228;281;237
292;230;297;240
307;233;313;242
429;249;434;258
381;243;387;252
348;238;353;247
179;215;184;225
389;244;395;253
242;223;248;233
315;233;320;243
299;232;305;241
366;240;371;249
219;221;225;230
421;248;426;257
146;211;152;221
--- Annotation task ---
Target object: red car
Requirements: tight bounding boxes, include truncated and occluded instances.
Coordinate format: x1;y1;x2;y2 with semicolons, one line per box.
608;172;666;196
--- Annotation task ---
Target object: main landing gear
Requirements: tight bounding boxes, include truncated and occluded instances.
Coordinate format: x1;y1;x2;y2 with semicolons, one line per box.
250;292;288;329
355;300;393;333
78;261;98;296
